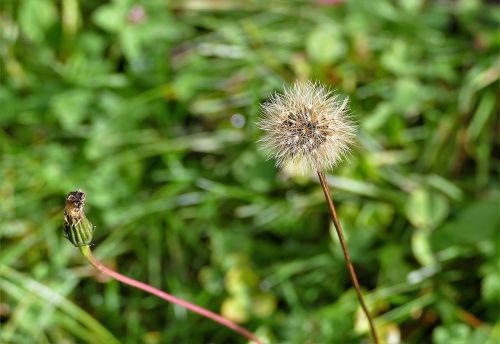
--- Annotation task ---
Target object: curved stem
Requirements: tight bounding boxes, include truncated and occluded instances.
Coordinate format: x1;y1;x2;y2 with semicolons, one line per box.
79;246;263;344
317;171;379;344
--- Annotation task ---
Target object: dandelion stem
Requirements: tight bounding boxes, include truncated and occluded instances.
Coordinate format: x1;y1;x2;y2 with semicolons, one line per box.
317;171;379;344
79;246;263;344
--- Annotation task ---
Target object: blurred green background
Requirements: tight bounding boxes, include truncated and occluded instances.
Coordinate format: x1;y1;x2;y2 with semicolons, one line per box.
1;0;498;343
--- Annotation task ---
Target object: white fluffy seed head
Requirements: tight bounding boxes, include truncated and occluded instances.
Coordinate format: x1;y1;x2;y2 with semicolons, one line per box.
258;81;356;173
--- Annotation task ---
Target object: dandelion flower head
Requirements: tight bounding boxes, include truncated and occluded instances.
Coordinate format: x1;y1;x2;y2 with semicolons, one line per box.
258;81;356;172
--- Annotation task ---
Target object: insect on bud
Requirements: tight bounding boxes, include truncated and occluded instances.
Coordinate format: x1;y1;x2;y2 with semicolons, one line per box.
64;190;94;247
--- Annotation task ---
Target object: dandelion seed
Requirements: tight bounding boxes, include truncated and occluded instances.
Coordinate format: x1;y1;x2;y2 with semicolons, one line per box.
258;81;356;173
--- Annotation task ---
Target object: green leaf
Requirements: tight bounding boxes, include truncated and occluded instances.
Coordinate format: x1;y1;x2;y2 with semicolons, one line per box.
306;24;346;64
406;188;450;229
432;199;499;249
433;324;490;344
18;0;57;43
50;89;92;131
412;230;435;266
92;3;127;32
482;272;500;304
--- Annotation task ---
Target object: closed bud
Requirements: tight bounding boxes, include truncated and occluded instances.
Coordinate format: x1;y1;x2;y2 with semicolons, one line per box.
64;190;94;247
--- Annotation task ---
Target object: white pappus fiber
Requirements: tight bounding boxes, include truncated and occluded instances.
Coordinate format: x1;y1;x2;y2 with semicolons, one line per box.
258;81;356;173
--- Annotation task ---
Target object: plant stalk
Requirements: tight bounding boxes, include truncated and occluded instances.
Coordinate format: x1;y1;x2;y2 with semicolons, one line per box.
317;171;379;344
79;246;263;344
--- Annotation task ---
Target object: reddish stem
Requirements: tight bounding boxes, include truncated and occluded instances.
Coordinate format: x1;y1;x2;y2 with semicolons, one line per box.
79;246;263;344
317;171;379;344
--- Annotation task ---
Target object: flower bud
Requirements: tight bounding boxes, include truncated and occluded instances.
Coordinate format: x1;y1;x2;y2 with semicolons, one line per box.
64;190;94;247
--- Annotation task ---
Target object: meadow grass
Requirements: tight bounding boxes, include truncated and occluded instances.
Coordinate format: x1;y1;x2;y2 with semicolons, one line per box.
1;0;498;343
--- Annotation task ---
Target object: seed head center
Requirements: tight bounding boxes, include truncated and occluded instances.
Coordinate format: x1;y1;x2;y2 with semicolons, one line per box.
281;111;330;154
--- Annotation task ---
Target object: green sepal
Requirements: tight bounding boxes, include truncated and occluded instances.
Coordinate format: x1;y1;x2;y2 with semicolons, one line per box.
65;216;94;247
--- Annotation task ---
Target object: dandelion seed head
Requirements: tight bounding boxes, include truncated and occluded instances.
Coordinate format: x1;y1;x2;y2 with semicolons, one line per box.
258;81;356;173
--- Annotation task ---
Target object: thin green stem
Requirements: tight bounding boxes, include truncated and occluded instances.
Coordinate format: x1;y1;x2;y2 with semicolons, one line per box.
79;246;263;344
317;171;379;344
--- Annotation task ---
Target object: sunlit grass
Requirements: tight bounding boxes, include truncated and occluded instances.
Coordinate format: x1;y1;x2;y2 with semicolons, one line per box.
1;0;498;342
